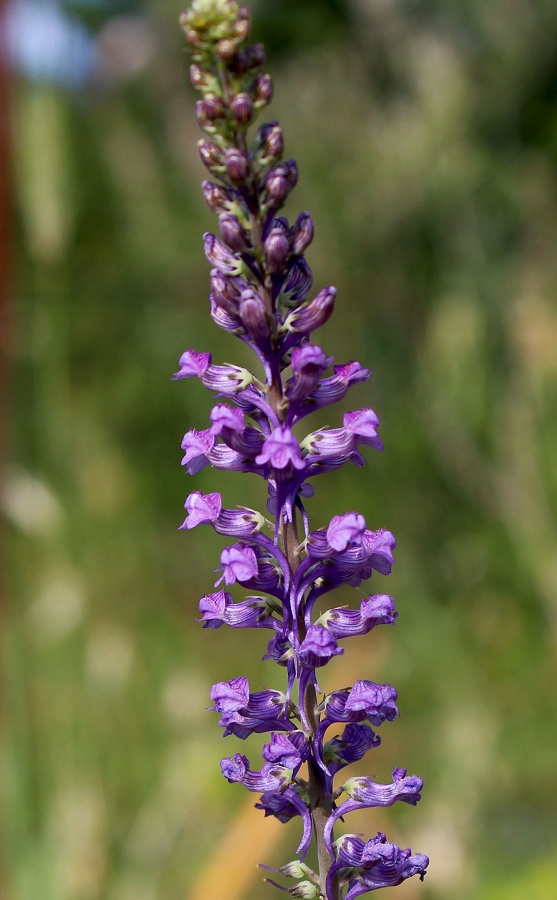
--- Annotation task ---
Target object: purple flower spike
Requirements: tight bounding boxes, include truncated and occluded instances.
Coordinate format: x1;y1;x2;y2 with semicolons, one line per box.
178;6;426;891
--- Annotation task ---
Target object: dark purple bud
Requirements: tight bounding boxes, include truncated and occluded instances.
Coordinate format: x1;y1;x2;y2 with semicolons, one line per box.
218;213;250;253
264;227;290;274
283;257;313;301
195;97;225;128
290;212;314;255
285;287;336;335
285;344;332;406
210;270;242;314
230;92;254;124
232;44;265;74
189;63;214;90
239;289;270;344
225;147;250;182
254;73;273;105
198;140;226;175
203;233;241;274
298;625;343;669
255;121;284;162
265;170;287;205
202;180;237;214
210;296;243;334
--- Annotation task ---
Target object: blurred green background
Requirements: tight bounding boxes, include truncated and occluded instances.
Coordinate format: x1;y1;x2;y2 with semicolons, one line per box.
2;0;557;898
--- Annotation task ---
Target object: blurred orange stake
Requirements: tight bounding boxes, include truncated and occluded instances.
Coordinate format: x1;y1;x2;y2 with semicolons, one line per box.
187;795;285;900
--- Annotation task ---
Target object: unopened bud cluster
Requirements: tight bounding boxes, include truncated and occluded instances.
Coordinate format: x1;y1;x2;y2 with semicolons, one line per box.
175;2;429;898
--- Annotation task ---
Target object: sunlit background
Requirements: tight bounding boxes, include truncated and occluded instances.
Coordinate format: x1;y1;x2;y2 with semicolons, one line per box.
2;1;557;898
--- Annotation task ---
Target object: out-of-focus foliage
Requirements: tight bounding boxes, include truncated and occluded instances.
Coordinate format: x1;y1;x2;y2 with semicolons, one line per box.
2;1;557;898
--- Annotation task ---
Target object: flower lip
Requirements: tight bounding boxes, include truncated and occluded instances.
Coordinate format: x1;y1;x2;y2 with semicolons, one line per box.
255;426;305;471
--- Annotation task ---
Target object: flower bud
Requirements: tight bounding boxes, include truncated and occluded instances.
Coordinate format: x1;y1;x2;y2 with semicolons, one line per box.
264;227;289;274
210;270;241;314
290;212;314;255
225;147;249;182
254;74;273;106
202;180;236;213
239;289;270;344
218;212;250;253
232;14;250;42
216;37;241;60
198;140;226;175
290;881;320;899
204;233;242;274
285;286;336;334
283;257;313;301
230;92;254;125
189;63;216;92
196;98;225;128
267;174;287;205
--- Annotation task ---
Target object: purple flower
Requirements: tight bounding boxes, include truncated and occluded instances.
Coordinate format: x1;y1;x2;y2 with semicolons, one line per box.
326;512;367;552
216;544;259;585
298;625;343;669
180;428;215;474
256;426;305;471
197;590;279;629
180;490;222;529
323;723;381;773
328;833;429;899
262;732;305;770
316;594;397;639
172;349;211;380
220;754;292;791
